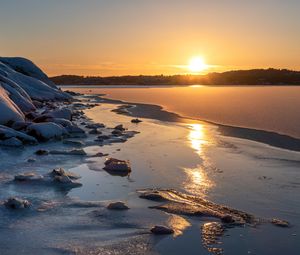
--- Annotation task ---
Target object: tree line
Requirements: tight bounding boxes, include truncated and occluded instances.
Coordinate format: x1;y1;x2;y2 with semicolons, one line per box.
51;68;300;86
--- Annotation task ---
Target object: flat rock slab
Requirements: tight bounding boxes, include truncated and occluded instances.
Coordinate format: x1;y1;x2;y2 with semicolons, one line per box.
138;189;289;228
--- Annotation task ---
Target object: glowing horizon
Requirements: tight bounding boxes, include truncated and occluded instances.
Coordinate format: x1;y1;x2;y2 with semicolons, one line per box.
1;0;299;76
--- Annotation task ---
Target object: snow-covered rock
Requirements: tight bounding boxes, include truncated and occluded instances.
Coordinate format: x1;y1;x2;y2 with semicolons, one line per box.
0;57;82;148
27;122;68;141
0;125;37;144
11;121;32;131
48;118;73;128
0;59;71;102
46;108;73;120
0;86;24;125
0;57;56;87
0;76;35;112
0;137;23;147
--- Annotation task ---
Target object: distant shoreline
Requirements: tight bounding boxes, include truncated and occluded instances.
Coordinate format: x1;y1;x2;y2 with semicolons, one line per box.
52;68;300;86
59;84;300;88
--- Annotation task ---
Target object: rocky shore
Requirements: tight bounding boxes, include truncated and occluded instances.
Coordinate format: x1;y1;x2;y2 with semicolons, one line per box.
0;58;295;254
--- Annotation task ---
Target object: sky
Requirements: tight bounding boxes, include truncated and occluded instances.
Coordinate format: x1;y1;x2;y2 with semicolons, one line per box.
1;0;300;76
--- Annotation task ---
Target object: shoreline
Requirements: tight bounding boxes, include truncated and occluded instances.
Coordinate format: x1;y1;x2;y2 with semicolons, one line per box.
81;93;300;152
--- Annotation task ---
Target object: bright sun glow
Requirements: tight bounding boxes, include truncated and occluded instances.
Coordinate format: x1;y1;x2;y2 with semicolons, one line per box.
188;57;208;73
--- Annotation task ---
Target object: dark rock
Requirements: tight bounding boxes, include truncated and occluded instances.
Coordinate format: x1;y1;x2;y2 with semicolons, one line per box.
4;197;31;209
271;218;290;228
114;124;125;131
11;121;32;131
111;129;123;136
50;168;81;180
151;225;174;235
49;149;86;156
35;149;49;155
25;112;39;120
107;201;129;210
47;108;73;120
97;135;110;140
103;158;131;176
89;129;102;135
131;118;142;123
139;191;167;202
54;175;82;187
86;123;105;129
221;215;235;224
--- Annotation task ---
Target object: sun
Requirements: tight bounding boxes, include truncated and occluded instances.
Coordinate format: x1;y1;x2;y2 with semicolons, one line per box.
188;57;208;73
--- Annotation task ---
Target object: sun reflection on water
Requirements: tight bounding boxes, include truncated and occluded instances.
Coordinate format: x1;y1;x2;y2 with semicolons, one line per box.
183;123;213;196
188;123;207;155
183;166;212;196
167;214;191;237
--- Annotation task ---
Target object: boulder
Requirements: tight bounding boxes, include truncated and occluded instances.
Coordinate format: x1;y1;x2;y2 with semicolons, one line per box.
27;122;68;141
89;129;102;134
14;172;43;182
54;175;82;188
46;108;73;120
0;137;23;147
50;168;81;180
103;158;131;176
221;215;235;224
48;118;73;128
4;197;31;209
65;125;85;134
35;149;49;155
0;85;25;125
107;201;129;210
0;125;37;144
86;123;105;129
0;58;71;101
11;121;32;131
131;118;142;123
114;124;125;131
97;135;110;140
49;149;86;156
150;225;174;235
271;218;290;228
111;129;123;136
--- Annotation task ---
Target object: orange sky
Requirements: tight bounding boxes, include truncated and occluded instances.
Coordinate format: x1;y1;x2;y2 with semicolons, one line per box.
1;0;300;76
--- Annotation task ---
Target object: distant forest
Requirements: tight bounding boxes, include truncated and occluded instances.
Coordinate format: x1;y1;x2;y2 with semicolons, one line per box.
51;69;300;86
